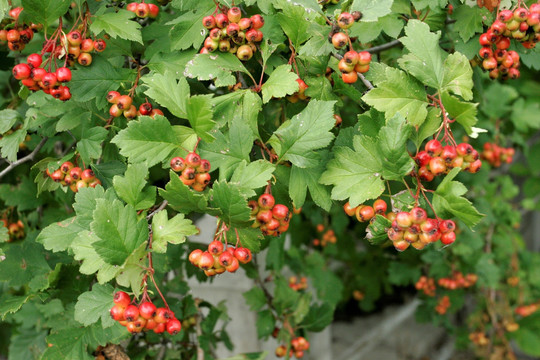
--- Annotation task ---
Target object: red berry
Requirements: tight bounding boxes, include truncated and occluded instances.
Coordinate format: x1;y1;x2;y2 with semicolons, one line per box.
337;12;354;29
250;14;264;29
258;194;275;209
110;304;126;321
166;318;182;335
107;91;121;104
357;51;372;65
439;220;455;233
7;29;20;42
373;199;387;214
31;67;46;81
109;104;123;118
272;204;289;220
60;161;74;174
170;157;186;172
215;13;229;28
94;39;106;52
198;251;215;270
456;143;473;157
185;152;201;167
415;150;431;167
139;102;153;115
81;169;95;181
154;307;172;323
124;304;140;322
70;167;83;181
355;205;375;222
12;63;31;80
197;159;211;173
410;207;428;224
425;139;443;156
234;247;252;264
78;52;93;66
208;240;224;255
341;71;358;84
148;3;159;18
188;249;203;266
257;209;273;223
27;53;42;68
202;15;216;29
225;257;240;272
56;67;72;82
440;231;456;245
228;7;242;23
218;251;234;267
67;31;82;46
136;2;150;18
116;95;133;110
395;211;413;228
429;157;446;176
123;105;137;119
139;302;157;320
80;38;94;52
343;202;357;216
331;32;348;49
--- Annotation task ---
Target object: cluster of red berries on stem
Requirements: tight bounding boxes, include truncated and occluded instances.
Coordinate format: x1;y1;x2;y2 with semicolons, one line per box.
170;151;211;192
201;6;264;61
415;276;436;297
287;78;309;103
478;3;540;79
288;276;308;291
126;1;160;19
1;218;24;242
61;30;106;67
415;139;482;182
343;198;389;223
435;295;450;315
46;161;101;193
438;272;478;290
188;241;252;277
515;302;540;317
387;207;457;251
0;7;40;51
110;291;181;335
107;92;163;119
13;53;72;101
481;142;515;167
249;192;291;236
275;336;310;358
313;224;337;247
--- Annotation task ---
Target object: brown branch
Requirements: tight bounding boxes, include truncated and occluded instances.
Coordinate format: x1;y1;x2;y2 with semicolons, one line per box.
0;137;48;180
366;39;402;54
146;200;169;221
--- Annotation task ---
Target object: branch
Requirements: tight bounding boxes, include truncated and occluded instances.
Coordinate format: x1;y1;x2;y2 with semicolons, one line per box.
0;137;48;180
146;200;169;221
366;39;401;54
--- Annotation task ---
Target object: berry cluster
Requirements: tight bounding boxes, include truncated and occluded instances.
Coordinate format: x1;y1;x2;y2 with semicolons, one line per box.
435;295;450;315
343;198;388;223
46;161;101;193
438;272;478;290
478;4;540;79
126;2;160;18
387;208;457;251
469;331;489;346
107;92;163;119
201;8;264;61
188;241;252;276
249;194;291;236
13;54;72;101
288;276;308;291
275;336;310;359
287;78;309;103
339;50;371;84
170;152;211;192
515;302;540;317
110;291;181;335
1;219;24;242
481;143;515;167
61;30;106;67
415;140;482;182
0;7;40;51
313;224;337;247
415;276;436;297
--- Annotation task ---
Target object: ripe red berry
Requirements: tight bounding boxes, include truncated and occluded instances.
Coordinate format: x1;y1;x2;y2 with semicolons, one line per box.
139;302;157;320
123;105;137;119
110;104;123;118
257;209;273;223
202;15;216;29
258;194;275;209
188;249;203;266
228;7;242;23
239;17;252;30
342;71;358;84
124;304;140;322
139;102;153;115
12;63;31;80
170;157;186;172
337;12;354;29
195;172;211;186
136;2;150;18
56;67;72;82
80;38;94;52
78;52;93;66
225;257;240;272
107;91;121;104
60;161;74;174
166;318;182;335
425;139;443;156
456;143;473;157
110;304;126;321
357;51;372;65
373;199;387;214
67;31;82;46
154;307;172;323
218;251;234;267
81;169;95;181
208;240;224;255
148;3;159;18
440;231;456;245
343;202;357;216
185;152;202;167
331;32;348;49
198;251;215;270
395;211;413;228
94;39;106;52
355;205;375;222
234;247;252;264
215;13;229;28
479;33;492;46
479;46;493;59
197;159;211;173
410;207;428;224
31;67;46;81
250;14;264;29
70;167;83;181
420;218;438;233
116;95;133;110
7;29;20;42
429;157;446;176
439;220;455;233
113;291;131;307
272;204;289;220
27;53;42;68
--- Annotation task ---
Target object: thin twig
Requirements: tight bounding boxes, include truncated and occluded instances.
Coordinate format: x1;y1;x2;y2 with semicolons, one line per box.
146;200;169;220
0;137;48;179
358;73;374;90
366;39;402;54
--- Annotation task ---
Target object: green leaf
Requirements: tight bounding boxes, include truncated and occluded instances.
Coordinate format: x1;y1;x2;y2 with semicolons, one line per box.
0;240;52;291
300;302;334;332
256;310;275;338
42;322;127;360
441;92;478;134
210;181;251;227
351;0;393;22
398;20;445;89
151;210;198;253
211;90;261;138
307;260;343;306
276;5;311;49
273;278;300;313
387;262;421;286
112;115;197;167
90;199;149;265
90;10;143;44
514;327;540;357
0;129;26;162
184;53;253;87
37;217;86;252
74;283;115;327
243;287;267;312
8;327;47;360
0;109;21;133
168;3;214;51
411;107;441;149
142;72;189;119
230;160;276;198
56;110;91;132
0;225;7;243
113;163;156;210
225;227;263;253
20;0;70;25
452;5;490;42
320;138;385;207
289;151;332;211
362;66;428;126
433;168;484;228
0;293;32;320
77;126;108;166
261;64;299;103
73;186;117;230
186;95;216;142
366;214;392;245
0;0;9;20
268;100;336;168
159;171;209;213
378;113;415;180
298;23;333;57
69;57;133;108
0;176;42;211
441;52;474;101
72;231;117;284
218;353;268;360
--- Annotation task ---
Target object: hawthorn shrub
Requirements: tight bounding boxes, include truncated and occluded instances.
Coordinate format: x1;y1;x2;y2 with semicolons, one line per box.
0;0;540;359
